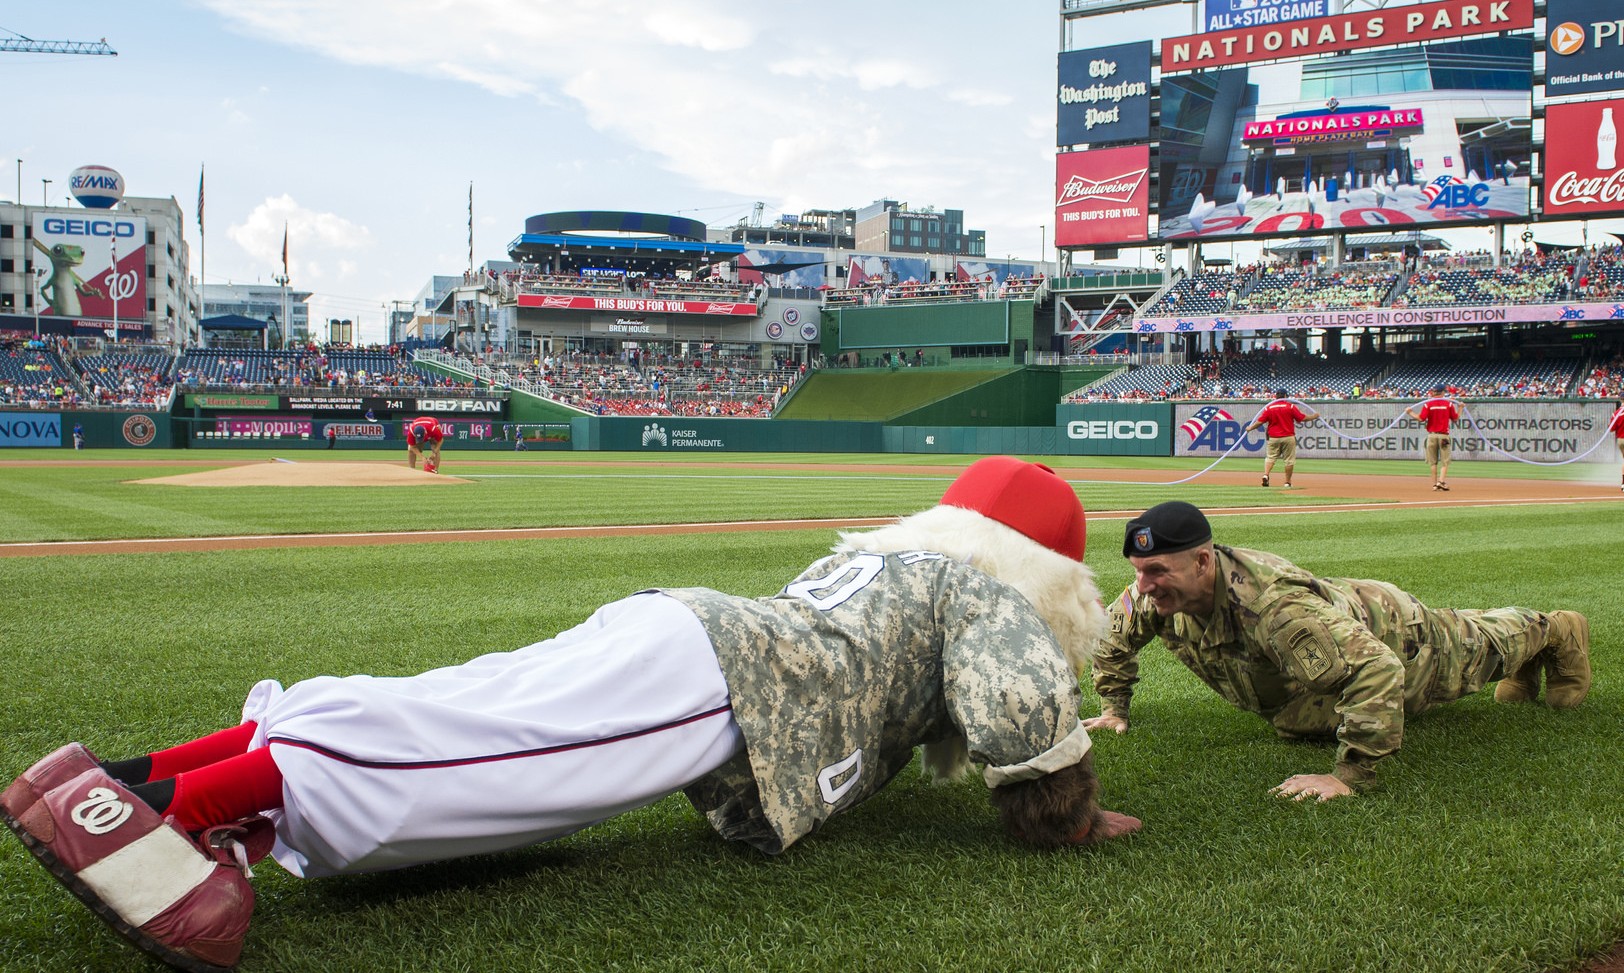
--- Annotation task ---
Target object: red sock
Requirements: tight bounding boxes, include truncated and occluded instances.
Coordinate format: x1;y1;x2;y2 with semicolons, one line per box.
148;723;260;781
165;747;285;832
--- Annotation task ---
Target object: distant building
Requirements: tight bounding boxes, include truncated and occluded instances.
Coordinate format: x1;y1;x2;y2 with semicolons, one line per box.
203;282;312;347
853;199;986;256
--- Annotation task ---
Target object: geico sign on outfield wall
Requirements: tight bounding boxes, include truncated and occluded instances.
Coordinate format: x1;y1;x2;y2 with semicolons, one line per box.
1067;419;1162;440
1055;403;1170;455
1161;0;1532;71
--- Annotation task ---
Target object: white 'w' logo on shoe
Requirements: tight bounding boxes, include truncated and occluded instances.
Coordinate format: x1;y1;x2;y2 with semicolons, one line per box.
71;787;134;835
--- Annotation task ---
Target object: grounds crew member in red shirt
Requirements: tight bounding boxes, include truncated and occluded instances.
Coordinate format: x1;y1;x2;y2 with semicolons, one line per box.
404;415;443;473
1086;501;1590;802
1405;385;1460;491
1244;389;1319;489
1609;397;1624;492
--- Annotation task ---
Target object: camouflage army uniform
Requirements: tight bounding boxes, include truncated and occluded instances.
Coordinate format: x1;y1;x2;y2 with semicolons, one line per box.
1093;545;1551;791
665;549;1090;855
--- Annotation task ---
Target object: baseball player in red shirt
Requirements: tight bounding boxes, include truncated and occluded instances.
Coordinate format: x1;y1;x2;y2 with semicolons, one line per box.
1609;397;1624;492
3;457;1140;972
404;415;443;473
1245;389;1320;489
1405;385;1460;491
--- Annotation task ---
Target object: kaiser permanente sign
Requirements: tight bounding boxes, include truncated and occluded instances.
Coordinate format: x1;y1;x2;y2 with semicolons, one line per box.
1135;301;1624;333
1161;0;1533;72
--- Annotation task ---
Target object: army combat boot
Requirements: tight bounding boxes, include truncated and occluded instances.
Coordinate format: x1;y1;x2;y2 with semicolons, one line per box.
1493;656;1542;704
1542;610;1590;709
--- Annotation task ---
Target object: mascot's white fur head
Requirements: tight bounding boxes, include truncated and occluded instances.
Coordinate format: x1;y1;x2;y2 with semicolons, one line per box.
834;457;1107;780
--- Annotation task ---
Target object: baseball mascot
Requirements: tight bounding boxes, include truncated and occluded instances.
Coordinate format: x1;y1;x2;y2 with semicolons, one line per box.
3;456;1133;972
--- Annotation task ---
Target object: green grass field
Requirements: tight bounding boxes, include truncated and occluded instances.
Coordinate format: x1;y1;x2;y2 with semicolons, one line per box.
1;453;1620;972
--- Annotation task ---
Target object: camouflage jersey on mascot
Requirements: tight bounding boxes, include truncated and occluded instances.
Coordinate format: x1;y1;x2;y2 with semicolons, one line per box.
1093;544;1549;791
664;549;1090;855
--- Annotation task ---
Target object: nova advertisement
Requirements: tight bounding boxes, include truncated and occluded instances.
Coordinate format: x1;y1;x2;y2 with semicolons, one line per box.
1057;42;1152;146
1055;145;1150;247
1545;0;1624;97
1157;36;1532;241
30;213;148;333
1544;99;1624;217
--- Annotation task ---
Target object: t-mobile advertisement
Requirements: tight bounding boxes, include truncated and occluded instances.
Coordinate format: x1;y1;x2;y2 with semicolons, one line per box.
1157;36;1531;240
1544;99;1624;217
1055;145;1150;248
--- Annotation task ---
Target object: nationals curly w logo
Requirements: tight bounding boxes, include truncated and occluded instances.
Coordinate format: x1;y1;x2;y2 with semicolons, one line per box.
71;787;134;835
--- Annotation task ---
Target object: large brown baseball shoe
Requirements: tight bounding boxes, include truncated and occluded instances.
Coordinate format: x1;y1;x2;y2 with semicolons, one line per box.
1542;610;1591;709
0;742;101;824
1;767;255;973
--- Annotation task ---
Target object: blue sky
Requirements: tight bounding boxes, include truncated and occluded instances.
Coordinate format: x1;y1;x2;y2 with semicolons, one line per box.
7;2;1607;344
11;1;1158;342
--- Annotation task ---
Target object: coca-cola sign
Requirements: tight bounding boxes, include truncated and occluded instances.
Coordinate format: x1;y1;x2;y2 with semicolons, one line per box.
1055;146;1150;248
1544;100;1624;217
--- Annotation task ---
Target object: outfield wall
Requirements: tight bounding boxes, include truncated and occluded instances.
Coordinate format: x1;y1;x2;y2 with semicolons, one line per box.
16;400;1611;463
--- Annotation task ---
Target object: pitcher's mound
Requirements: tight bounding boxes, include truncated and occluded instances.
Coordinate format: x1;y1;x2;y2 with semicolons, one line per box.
134;461;472;487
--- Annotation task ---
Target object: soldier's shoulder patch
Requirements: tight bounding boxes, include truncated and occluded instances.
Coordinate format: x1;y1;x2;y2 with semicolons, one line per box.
1279;619;1334;681
1110;589;1134;634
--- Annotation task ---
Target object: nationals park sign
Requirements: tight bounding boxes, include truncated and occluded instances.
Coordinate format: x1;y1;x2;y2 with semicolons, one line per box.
1135;301;1624;333
517;294;758;316
1162;0;1533;72
1174;400;1614;462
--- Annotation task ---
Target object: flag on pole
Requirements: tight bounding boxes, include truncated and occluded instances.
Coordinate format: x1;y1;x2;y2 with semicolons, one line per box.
281;222;289;277
196;166;205;231
467;182;474;273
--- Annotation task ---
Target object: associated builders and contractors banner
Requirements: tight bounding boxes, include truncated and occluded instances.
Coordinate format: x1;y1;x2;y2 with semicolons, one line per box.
1055;145;1150;247
1173;400;1614;462
1544;98;1624;216
1136;300;1624;333
1057;42;1152;146
1545;0;1624;97
1161;0;1533;72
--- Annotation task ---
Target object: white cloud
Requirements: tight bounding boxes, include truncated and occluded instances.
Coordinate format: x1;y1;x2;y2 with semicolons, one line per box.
228;194;374;283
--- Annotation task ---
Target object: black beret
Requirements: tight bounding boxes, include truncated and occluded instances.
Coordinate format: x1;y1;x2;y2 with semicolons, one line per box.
1122;501;1212;558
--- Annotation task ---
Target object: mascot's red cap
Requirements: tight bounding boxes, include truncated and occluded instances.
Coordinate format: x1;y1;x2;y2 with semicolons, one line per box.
940;456;1086;561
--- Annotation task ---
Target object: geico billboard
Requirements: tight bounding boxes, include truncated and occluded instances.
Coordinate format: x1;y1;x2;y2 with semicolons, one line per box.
1173;400;1611;462
1055;403;1171;455
1157;34;1531;241
31;213;148;326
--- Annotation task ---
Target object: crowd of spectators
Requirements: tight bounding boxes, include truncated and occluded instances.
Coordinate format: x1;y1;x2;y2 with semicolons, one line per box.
823;274;1044;308
493;267;757;302
479;349;804;417
0;336;84;407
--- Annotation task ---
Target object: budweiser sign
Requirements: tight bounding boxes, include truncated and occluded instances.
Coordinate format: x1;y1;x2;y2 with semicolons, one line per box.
1055;146;1150;248
1057;167;1148;206
1543;100;1624;217
517;294;759;316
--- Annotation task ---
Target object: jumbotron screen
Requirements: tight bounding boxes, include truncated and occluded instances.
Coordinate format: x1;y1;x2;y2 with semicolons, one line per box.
1155;34;1533;241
